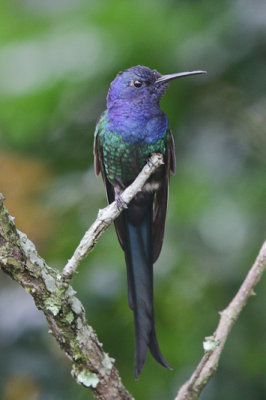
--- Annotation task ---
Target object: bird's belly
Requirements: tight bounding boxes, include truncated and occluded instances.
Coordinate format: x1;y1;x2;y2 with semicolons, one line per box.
102;132;166;187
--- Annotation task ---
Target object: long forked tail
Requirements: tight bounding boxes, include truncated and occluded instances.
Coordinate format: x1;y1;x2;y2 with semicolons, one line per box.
123;195;172;379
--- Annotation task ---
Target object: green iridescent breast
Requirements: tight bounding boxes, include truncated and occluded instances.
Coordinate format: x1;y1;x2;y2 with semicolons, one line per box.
95;111;168;186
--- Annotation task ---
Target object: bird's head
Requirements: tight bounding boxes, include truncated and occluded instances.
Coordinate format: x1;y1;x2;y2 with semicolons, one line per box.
107;65;206;108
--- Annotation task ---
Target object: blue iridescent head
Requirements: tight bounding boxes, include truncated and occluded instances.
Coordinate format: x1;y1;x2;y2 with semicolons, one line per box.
107;65;206;108
106;65;206;143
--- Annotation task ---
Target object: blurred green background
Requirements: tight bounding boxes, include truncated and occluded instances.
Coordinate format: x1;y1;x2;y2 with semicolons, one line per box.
0;0;266;399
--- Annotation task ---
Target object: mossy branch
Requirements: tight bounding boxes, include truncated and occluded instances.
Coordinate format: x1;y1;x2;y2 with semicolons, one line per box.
0;194;133;400
0;154;163;400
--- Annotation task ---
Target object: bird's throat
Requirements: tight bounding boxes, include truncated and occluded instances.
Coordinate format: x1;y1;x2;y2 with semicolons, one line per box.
106;103;168;144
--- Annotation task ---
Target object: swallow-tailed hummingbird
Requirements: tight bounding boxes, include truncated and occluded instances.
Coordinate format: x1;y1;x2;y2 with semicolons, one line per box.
94;65;206;378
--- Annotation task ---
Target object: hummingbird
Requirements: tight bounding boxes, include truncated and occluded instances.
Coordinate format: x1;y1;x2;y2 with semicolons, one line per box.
94;65;206;378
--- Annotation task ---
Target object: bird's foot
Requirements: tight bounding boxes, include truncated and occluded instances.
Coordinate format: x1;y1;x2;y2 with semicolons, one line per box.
147;155;157;168
115;192;128;211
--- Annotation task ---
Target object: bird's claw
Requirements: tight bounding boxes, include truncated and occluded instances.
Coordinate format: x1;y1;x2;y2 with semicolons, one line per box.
115;194;128;210
147;156;156;168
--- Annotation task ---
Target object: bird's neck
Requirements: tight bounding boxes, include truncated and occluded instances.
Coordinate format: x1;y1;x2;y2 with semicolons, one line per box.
106;100;167;144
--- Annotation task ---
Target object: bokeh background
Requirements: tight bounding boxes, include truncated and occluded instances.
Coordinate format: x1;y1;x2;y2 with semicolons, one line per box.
0;0;266;399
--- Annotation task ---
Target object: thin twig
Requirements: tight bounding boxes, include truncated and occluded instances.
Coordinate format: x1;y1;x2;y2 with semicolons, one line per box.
175;240;266;400
62;153;163;281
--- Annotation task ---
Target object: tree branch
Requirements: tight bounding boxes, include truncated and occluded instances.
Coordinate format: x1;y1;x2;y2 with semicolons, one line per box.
0;154;163;400
0;195;133;400
1;150;265;400
62;153;163;281
175;240;266;400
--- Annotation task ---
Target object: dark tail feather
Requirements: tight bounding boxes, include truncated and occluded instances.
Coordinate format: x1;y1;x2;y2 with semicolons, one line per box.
123;196;171;379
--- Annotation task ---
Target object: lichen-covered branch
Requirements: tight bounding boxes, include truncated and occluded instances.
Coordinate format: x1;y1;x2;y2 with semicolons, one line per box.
0;155;163;400
62;153;163;281
175;240;266;400
0;194;133;400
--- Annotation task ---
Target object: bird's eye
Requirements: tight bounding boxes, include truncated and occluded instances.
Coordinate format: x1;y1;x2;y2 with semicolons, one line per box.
133;80;143;88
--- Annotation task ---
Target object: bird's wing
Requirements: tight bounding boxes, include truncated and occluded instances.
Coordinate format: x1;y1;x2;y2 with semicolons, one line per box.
93;114;126;249
152;129;176;262
93;112;107;177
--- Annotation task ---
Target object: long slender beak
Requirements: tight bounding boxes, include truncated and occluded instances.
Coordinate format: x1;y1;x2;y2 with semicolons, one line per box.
155;70;207;84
